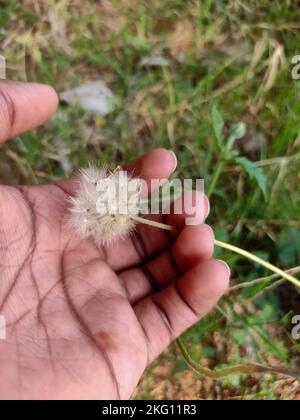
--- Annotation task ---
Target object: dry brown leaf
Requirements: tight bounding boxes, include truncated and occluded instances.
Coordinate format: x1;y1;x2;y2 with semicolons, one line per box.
168;20;195;57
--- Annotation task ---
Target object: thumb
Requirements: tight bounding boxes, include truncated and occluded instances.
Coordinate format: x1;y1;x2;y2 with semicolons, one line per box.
0;80;58;144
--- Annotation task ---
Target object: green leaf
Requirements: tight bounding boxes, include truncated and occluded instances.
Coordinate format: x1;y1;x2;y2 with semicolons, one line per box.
278;228;300;266
242;279;275;299
175;359;188;372
235;156;268;200
212;105;224;147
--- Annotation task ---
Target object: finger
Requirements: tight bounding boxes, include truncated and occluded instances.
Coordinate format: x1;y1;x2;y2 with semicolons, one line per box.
124;148;177;191
56;148;177;196
108;190;210;272
134;259;230;361
0;80;58;144
119;224;214;303
166;190;210;234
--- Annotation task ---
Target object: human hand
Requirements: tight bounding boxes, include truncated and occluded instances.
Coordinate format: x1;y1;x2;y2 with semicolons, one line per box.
0;81;230;400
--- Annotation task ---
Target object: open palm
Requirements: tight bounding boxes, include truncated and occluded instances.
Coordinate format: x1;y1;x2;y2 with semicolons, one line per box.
0;81;230;400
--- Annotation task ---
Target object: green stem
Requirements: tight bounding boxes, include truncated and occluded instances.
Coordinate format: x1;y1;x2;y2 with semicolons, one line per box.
229;265;300;292
176;337;300;379
137;218;300;379
138;218;300;289
207;160;225;198
176;243;300;380
215;239;300;289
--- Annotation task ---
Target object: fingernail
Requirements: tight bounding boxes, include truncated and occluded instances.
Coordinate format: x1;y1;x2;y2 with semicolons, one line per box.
204;196;210;219
168;150;177;173
205;224;214;238
217;259;231;277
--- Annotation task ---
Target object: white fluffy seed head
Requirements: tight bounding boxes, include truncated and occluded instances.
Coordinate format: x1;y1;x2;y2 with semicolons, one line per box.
68;165;144;246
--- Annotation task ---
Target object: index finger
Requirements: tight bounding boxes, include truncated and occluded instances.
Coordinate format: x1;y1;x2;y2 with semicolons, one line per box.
0;80;58;144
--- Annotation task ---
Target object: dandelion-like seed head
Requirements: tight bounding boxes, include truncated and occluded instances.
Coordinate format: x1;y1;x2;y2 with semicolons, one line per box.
68;165;144;246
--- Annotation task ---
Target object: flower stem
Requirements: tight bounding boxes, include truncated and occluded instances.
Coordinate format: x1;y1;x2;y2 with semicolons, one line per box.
136;216;300;379
214;239;300;289
134;216;175;231
136;217;300;289
229;265;300;292
176;337;300;379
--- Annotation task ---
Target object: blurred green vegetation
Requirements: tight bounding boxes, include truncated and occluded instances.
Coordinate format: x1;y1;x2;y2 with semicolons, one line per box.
0;0;300;400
